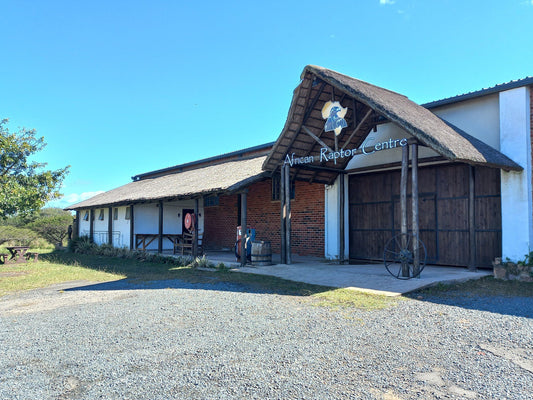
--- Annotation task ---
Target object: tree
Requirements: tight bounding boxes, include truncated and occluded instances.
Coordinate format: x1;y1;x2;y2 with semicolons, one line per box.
0;119;69;218
28;209;73;248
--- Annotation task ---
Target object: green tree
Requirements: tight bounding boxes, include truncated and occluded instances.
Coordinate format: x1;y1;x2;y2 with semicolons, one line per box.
28;209;73;248
0;119;69;218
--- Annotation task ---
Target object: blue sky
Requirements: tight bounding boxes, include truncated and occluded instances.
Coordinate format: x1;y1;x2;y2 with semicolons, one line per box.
1;0;532;208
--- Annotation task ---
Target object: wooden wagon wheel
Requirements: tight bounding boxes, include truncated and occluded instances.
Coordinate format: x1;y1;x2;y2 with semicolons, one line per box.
383;233;427;280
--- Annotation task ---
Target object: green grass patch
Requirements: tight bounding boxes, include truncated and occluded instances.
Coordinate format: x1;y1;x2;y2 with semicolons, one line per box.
1;251;404;312
410;276;533;298
0;258;123;297
311;288;399;310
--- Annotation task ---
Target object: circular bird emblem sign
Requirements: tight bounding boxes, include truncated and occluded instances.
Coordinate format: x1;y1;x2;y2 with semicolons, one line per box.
322;100;348;136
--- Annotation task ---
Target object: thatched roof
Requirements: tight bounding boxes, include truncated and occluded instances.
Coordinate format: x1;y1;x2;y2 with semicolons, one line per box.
66;156;268;210
263;65;522;184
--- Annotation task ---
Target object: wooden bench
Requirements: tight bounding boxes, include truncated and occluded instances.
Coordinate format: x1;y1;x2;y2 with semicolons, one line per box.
26;252;39;262
0;253;9;264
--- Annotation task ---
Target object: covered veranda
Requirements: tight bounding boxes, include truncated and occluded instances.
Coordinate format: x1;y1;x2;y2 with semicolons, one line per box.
263;65;522;272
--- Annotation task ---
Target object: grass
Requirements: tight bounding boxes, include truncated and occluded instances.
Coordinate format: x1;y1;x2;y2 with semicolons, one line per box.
410;276;533;298
0;255;123;297
4;251;529;311
0;250;401;310
311;288;400;310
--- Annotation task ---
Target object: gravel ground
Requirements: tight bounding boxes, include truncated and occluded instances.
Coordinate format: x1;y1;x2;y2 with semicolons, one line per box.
0;278;532;400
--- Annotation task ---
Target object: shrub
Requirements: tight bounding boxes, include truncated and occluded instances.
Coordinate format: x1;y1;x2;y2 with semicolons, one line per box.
0;225;40;246
67;239;206;268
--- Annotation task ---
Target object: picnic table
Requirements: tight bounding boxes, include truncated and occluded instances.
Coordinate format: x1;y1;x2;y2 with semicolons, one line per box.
2;246;30;264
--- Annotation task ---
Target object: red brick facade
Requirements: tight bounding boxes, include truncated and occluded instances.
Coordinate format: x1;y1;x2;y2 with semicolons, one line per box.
204;178;325;257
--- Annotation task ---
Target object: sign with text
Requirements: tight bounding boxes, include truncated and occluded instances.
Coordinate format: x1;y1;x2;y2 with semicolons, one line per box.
284;137;408;167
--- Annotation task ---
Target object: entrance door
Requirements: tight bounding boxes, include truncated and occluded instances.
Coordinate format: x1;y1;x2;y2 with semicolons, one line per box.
348;164;501;268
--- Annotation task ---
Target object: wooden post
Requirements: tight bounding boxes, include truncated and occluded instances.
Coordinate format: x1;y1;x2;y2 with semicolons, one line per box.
284;163;292;265
339;174;345;264
158;200;163;253
89;209;94;243
468;166;477;271
280;167;286;264
400;144;409;277
240;190;248;267
411;143;420;277
129;205;135;250
193;198;199;258
74;211;80;239
108;207;113;246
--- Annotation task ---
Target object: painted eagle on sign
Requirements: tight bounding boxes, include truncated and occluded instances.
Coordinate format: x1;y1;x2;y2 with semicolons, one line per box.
322;100;348;136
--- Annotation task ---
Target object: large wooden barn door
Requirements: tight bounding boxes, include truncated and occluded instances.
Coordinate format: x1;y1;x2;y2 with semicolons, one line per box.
349;164;501;268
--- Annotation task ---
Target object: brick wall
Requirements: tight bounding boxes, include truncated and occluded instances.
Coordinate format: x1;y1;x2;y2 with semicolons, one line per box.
204;194;239;250
204;178;325;257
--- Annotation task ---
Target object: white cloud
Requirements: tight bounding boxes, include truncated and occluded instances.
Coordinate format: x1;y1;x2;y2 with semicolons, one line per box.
380;0;396;4
46;191;104;209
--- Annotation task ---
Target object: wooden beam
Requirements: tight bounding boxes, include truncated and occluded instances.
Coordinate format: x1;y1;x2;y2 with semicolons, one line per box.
284;164;292;265
89;209;94;243
129;205;134;250
280;168;286;264
108;207;113;246
302;81;326;123
74;211;80;239
339;174;345;264
302;125;334;153
411;143;420;277
340;108;373;151
400;145;410;277
468;166;477;271
194;198;199;258
158;200;163;253
240;190;248;267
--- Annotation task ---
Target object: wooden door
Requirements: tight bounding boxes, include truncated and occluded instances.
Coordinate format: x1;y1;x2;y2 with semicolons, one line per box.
349;164;501;268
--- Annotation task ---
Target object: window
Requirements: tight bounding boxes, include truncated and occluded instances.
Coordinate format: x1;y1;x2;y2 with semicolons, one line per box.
204;195;219;207
125;207;131;220
83;211;89;221
271;174;295;201
98;209;105;220
113;208;118;220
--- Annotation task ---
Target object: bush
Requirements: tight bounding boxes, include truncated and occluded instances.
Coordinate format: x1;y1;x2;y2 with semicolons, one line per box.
27;210;72;248
67;238;206;268
0;225;40;246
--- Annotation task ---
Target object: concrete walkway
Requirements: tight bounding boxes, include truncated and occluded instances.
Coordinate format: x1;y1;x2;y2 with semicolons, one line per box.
206;251;492;296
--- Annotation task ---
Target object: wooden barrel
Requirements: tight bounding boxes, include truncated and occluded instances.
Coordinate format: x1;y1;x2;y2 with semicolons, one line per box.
251;241;272;266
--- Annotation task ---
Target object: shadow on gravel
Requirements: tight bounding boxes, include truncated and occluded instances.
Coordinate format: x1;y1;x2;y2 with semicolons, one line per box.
405;278;533;319
42;251;334;297
63;277;310;296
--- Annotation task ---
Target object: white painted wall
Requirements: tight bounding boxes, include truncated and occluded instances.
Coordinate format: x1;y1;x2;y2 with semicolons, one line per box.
112;206;130;248
92;208;108;245
78;209;91;238
499;87;532;261
133;200;204;251
345;124;438;170
324;175;349;260
345;94;501;171
431;94;501;149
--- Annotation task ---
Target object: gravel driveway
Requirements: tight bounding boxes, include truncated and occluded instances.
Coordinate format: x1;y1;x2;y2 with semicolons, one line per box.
1;278;532;399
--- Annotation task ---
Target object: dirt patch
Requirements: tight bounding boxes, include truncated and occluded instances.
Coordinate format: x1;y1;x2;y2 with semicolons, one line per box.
0;271;28;278
0;280;134;315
